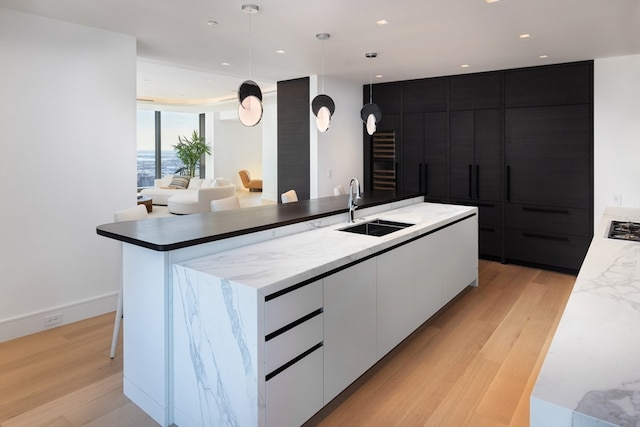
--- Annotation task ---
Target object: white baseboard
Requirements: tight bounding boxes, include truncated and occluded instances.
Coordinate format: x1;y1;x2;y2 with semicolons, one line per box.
0;292;118;342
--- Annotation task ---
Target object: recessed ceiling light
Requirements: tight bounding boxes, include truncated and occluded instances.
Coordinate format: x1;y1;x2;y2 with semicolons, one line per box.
461;64;470;68
376;19;388;25
485;0;500;3
206;20;219;27
519;33;531;39
221;62;230;66
375;74;383;78
276;50;286;54
539;54;549;59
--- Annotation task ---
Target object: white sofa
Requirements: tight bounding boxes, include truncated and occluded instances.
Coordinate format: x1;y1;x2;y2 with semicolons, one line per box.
140;176;236;214
140;176;230;205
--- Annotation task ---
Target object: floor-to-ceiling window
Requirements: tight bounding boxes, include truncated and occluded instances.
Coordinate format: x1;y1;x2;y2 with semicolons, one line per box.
136;110;156;188
136;110;201;188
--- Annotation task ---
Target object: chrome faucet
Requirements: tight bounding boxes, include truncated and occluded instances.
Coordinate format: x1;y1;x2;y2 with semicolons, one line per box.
348;177;362;223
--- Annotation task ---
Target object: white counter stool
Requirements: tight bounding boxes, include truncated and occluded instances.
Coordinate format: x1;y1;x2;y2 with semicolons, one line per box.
211;195;240;212
110;204;148;358
281;189;298;203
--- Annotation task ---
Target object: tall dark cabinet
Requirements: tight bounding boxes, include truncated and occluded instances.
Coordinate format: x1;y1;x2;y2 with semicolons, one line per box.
400;78;448;201
363;60;593;273
504;63;593;271
449;73;503;258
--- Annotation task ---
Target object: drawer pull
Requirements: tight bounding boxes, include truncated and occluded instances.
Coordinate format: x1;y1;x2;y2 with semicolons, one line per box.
480;226;495;233
522;232;569;242
522;206;570;214
506;165;511;201
476;164;480;199
266;342;323;381
265;308;323;341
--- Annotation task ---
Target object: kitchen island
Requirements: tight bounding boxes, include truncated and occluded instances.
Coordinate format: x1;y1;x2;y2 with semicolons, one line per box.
97;193;478;427
531;206;640;427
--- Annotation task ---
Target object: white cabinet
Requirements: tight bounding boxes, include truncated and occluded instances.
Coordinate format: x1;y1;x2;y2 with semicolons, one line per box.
412;231;444;328
441;217;478;304
266;346;323;427
377;243;415;357
264;280;324;427
323;258;377;403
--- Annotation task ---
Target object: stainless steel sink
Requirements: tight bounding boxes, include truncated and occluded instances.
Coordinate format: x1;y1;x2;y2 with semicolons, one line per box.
338;219;414;237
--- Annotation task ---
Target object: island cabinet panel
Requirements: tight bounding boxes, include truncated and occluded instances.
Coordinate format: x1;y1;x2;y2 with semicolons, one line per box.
377;243;416;358
412;231;444;328
323;258;378;403
441;216;479;304
400;111;448;201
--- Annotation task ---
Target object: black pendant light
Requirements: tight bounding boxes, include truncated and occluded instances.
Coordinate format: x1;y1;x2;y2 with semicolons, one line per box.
311;33;335;132
238;4;263;127
360;52;382;135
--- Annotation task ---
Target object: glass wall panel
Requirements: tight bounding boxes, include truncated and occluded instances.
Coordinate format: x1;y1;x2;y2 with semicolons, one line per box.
136;110;156;188
161;112;200;178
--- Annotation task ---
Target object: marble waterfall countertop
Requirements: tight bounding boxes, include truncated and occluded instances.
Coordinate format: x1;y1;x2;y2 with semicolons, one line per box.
531;207;640;427
177;202;477;296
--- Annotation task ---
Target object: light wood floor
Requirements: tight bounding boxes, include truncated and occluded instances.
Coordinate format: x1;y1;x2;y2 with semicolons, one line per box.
0;260;575;427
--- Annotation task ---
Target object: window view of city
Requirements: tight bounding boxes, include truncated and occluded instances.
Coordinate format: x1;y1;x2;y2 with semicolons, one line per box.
137;110;200;188
137;150;188;188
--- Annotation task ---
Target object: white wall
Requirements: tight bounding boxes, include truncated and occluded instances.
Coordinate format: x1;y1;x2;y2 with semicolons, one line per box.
0;9;137;341
594;55;640;224
310;75;363;198
213;111;262;190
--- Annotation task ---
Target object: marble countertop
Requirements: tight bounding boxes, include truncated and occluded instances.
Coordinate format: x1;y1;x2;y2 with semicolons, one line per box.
178;202;477;296
531;206;640;427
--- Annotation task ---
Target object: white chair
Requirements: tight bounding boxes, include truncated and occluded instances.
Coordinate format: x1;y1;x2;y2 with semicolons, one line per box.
110;204;148;359
333;184;346;195
211;195;241;212
281;189;298;203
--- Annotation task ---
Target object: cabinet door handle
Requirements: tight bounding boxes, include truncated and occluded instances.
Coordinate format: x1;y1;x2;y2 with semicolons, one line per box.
522;206;570;214
418;163;423;193
468;164;473;198
480;226;495;232
424;163;429;195
506;165;511;201
522;232;569;242
476;164;480;199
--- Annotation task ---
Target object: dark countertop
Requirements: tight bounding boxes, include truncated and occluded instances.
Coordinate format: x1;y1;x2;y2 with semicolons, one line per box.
96;191;423;251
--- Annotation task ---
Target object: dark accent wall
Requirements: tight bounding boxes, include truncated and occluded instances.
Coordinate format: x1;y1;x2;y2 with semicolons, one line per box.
277;77;310;202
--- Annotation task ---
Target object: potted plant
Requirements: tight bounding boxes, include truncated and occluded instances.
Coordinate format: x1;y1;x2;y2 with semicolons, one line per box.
172;130;211;177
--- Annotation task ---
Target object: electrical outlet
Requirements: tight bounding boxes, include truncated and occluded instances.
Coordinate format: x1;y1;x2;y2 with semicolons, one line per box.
44;313;62;327
327;168;332;178
613;194;622;206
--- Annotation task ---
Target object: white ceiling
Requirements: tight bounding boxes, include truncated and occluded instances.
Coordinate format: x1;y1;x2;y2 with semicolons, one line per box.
2;0;639;107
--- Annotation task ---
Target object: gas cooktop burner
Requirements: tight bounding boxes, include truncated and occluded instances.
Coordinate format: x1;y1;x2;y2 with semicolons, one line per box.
608;220;640;242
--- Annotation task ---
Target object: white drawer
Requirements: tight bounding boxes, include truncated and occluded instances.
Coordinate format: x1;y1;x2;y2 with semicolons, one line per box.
266;346;323;427
266;313;323;374
265;280;322;335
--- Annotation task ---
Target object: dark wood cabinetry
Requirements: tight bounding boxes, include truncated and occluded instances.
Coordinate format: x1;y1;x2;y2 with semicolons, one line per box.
505;105;591;208
450;109;502;258
363;61;593;272
401;112;448;201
